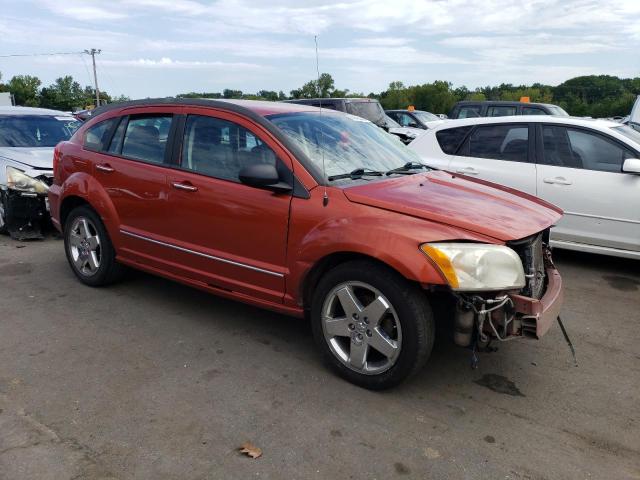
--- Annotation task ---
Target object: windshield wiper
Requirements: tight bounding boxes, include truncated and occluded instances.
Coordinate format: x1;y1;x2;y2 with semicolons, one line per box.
327;168;385;181
386;162;432;175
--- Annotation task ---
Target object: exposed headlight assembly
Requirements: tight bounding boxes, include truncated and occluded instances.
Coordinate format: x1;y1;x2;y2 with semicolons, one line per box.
6;166;49;195
421;242;525;291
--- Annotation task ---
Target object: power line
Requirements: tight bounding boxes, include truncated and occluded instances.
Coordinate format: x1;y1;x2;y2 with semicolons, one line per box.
0;51;85;58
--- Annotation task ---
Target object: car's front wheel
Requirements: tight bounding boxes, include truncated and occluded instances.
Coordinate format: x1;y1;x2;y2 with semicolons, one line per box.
64;205;125;286
0;192;8;235
311;260;434;390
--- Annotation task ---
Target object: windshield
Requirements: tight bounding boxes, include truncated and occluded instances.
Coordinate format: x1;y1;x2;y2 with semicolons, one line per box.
0;115;80;147
548;106;569;116
267;112;425;180
413;111;439;122
345;101;386;126
612;125;640;145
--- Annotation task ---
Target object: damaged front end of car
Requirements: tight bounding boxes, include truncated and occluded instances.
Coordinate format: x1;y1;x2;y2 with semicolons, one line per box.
1;166;53;240
423;229;563;351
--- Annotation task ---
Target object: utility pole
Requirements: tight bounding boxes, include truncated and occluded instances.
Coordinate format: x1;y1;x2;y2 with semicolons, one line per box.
84;48;101;107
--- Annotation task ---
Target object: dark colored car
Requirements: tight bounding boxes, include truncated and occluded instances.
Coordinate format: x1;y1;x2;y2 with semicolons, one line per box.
449;101;568;119
284;98;423;144
49;98;563;389
385;109;441;129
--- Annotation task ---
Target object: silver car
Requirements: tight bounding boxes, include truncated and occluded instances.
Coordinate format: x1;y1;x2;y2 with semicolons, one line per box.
0;107;80;239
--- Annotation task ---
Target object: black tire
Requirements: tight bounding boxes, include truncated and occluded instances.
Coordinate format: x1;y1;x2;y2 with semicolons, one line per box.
311;260;435;390
63;205;125;286
0;193;8;235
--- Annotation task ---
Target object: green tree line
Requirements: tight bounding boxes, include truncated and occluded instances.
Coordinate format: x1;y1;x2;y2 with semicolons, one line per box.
2;70;638;117
0;72;129;111
378;76;640;117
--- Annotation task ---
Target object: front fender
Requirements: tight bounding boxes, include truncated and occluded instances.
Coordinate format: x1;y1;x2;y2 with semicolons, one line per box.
287;189;497;303
57;172;121;248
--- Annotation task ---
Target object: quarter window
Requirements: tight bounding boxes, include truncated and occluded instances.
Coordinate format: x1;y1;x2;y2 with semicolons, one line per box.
542;126;633;172
464;124;529;162
436;126;473;154
121;115;172;164
181;115;277;182
84;117;118;152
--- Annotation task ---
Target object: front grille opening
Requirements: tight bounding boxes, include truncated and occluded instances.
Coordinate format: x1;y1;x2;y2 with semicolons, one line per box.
508;230;547;299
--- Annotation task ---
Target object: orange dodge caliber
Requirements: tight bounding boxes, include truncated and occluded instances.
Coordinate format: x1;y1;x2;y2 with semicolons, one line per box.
49;99;563;389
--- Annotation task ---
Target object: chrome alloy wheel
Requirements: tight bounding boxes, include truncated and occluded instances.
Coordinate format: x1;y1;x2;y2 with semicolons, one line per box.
321;281;402;375
68;217;101;277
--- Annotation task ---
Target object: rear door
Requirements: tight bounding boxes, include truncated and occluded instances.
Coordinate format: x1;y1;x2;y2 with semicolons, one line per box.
162;108;293;303
536;124;640;251
86;108;179;260
448;122;537;194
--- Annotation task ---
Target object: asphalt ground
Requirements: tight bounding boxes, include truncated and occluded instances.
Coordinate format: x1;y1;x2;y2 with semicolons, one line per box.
0;235;638;479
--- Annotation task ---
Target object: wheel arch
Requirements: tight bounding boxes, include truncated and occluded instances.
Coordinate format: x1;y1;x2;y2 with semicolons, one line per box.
60;195;92;228
57;173;121;247
300;251;424;311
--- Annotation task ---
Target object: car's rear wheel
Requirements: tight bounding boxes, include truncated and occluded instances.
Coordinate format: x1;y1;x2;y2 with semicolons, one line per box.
311;260;434;390
64;206;124;286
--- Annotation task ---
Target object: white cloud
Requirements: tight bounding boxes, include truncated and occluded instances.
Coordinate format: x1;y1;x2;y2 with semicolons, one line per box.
7;0;640;96
355;37;412;47
38;1;128;20
103;57;264;70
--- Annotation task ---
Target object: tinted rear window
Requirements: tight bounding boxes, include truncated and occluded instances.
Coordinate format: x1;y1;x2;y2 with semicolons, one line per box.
487;106;517;117
436;126;473;154
455;106;482;119
466;124;529;162
121;115;172;164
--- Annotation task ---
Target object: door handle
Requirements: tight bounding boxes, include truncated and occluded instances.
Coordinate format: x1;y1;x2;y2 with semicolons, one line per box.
96;163;115;173
456;167;479;175
172;182;198;192
543;177;572;185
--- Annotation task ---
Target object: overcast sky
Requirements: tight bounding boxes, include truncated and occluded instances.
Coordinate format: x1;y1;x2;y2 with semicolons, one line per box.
1;0;638;98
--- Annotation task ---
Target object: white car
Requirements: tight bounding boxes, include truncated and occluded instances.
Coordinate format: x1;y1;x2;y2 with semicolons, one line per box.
409;113;640;259
0;107;80;239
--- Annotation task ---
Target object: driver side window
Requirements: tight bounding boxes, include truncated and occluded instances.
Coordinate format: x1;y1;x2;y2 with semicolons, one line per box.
180;115;277;182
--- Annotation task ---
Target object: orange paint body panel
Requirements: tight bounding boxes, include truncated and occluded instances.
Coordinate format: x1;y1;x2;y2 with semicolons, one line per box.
49;99;563;321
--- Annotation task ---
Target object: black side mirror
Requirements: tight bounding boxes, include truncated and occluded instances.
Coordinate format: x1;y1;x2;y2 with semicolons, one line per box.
239;164;292;192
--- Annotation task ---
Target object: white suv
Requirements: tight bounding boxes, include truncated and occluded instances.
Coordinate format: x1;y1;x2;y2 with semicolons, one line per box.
409;114;640;259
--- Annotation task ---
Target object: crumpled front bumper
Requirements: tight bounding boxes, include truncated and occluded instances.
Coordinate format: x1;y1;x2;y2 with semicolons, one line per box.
509;263;563;339
1;189;50;239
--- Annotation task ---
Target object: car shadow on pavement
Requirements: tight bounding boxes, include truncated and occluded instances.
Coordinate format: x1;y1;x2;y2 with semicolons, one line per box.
120;268;475;393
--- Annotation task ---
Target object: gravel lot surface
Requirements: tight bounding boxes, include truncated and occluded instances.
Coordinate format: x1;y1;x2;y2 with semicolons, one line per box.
0;236;638;479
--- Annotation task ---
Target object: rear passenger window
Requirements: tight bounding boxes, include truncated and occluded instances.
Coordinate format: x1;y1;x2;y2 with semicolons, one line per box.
107;117;126;154
464;124;529;162
522;107;547;116
121;115;172;164
180;115;277;182
457;106;481;119
436;126;472;154
83;118;118;152
487;106;517;117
